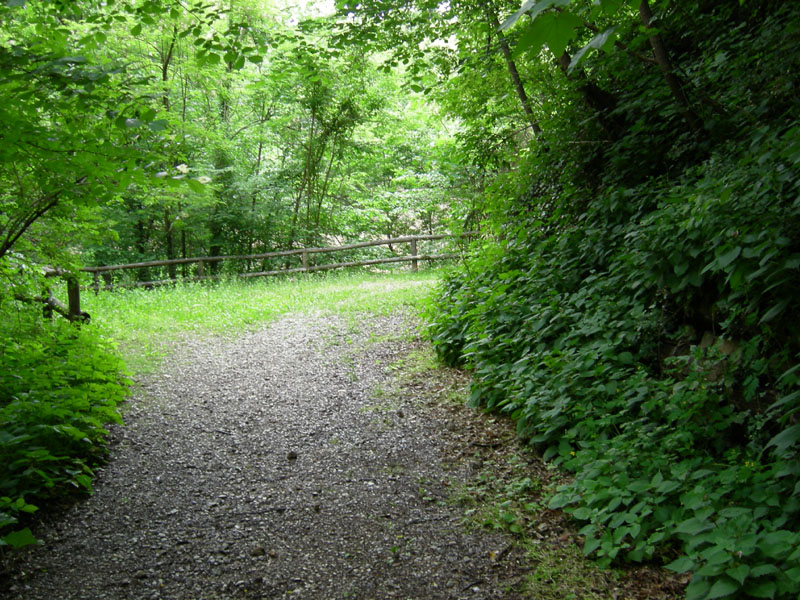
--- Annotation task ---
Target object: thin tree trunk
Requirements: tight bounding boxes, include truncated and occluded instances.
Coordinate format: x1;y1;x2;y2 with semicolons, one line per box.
164;207;176;280
289;111;317;248
134;210;149;282
247;139;264;269
638;0;701;131
179;201;187;278
161;26;177;112
490;15;542;135
315;143;337;231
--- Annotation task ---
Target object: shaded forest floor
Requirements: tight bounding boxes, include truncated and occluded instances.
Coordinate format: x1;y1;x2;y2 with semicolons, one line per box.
1;309;683;599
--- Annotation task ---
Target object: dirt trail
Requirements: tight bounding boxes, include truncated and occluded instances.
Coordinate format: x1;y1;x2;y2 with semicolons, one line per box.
1;312;528;599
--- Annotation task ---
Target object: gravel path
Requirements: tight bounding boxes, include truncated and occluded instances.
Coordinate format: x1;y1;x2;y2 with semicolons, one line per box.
1;311;528;599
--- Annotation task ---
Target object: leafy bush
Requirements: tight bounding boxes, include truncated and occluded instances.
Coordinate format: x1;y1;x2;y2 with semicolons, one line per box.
0;306;128;548
426;125;800;598
426;2;800;597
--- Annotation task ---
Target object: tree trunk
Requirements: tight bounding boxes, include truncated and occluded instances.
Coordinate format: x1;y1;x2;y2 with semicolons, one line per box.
638;0;701;131
490;15;542;135
161;26;177;112
179;201;187;278
164;207;176;280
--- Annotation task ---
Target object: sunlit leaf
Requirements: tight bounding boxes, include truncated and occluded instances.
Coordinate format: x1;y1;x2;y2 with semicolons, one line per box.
499;0;571;32
568;26;618;72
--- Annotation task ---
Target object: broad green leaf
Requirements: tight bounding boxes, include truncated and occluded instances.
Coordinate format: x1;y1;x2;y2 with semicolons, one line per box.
758;529;797;559
568;26;618;72
130;23;142;36
707;576;740;599
759;298;790;323
539;11;583;58
749;564;780;577
19;502;38;514
499;0;571;32
744;580;776;599
571;506;591;519
74;473;93;491
785;567;800;583
725;564;749;585
1;528;38;548
675;517;713;536
514;21;549;57
655;479;680;494
583;536;602;555
617;351;633;364
717;246;742;269
147;119;168;132
765;424;800;456
599;0;623;14
187;179;206;194
685;577;710;600
665;555;695;573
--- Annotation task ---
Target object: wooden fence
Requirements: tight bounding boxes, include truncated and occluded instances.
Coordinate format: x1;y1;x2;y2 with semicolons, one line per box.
46;233;475;322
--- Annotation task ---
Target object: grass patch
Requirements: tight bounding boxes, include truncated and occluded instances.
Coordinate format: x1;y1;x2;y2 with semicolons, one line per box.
81;268;441;373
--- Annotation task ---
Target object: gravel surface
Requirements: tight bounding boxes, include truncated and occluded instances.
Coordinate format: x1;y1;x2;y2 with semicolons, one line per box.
1;311;529;599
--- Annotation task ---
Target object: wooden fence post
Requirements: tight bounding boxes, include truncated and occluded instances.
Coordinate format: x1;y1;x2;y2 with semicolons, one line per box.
302;251;309;271
67;276;81;322
93;271;100;295
197;259;205;278
410;238;418;272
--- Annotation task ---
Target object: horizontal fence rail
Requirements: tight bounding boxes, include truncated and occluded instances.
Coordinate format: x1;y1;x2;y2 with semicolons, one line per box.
82;232;477;292
82;234;465;274
37;233;476;322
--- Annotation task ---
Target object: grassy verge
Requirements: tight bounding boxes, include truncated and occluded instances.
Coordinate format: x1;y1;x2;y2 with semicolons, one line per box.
82;268;441;373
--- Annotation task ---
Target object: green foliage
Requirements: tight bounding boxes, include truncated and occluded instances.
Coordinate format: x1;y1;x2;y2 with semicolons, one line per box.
0;306;128;548
428;148;800;597
426;3;800;598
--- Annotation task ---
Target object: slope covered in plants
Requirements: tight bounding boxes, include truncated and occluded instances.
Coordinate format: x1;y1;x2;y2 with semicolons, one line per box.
419;2;800;599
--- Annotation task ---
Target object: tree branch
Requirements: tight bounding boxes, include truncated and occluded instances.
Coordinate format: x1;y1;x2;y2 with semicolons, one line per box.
0;176;87;261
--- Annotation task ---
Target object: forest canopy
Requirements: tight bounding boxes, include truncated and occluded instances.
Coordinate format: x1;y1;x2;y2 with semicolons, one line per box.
0;0;467;283
2;1;800;599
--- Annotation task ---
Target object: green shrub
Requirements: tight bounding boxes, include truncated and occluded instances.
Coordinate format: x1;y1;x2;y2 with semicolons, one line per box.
426;126;800;598
0;307;128;548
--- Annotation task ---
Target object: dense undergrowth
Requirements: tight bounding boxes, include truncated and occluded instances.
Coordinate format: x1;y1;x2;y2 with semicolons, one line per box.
0;307;128;549
427;4;800;600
